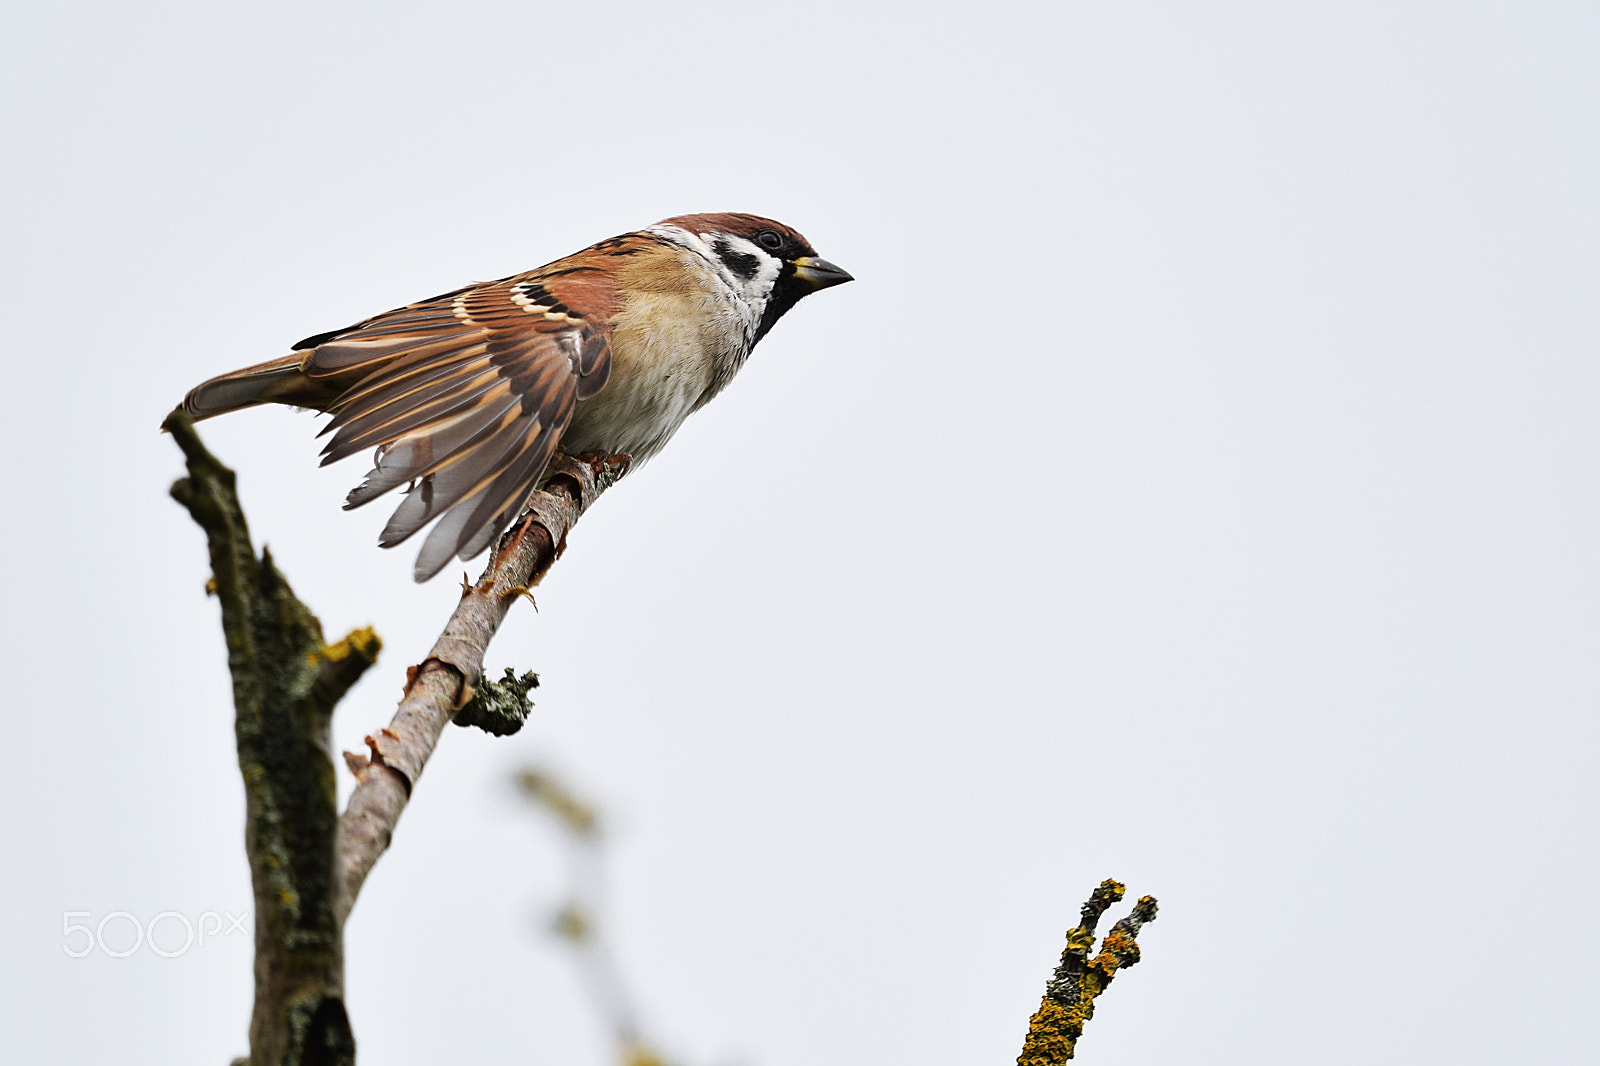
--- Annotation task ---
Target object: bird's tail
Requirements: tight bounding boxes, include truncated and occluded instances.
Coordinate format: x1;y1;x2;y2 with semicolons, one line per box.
181;354;315;421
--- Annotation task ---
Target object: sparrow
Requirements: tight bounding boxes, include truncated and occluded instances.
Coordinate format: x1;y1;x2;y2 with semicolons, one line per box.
180;212;852;581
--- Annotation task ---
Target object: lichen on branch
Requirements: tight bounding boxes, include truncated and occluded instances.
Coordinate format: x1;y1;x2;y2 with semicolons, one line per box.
1017;879;1159;1064
166;410;381;1066
455;667;540;736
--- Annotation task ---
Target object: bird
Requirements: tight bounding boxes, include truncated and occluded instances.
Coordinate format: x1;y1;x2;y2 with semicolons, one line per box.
179;212;852;582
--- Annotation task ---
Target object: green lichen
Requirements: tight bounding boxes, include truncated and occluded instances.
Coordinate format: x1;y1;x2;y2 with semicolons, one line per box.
454;667;539;736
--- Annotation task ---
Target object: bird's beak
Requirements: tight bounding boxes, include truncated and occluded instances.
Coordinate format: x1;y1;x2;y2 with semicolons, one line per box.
793;256;854;291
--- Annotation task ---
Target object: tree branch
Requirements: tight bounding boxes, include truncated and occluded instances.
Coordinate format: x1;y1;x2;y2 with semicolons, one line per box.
168;412;626;1061
1017;879;1159;1064
170;415;1155;1066
166;411;381;1066
333;450;631;923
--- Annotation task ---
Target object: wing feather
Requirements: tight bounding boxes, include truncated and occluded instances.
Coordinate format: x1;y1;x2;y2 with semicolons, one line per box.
342;391;520;509
319;359;503;461
305;330;481;375
413;400;572;580
288;253;625;579
320;346;493;430
377;409;536;545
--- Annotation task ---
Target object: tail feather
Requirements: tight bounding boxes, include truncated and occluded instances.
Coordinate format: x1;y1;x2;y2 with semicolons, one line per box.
181;354;317;420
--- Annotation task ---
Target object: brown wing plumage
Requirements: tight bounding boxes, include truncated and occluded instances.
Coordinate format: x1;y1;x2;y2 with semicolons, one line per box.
298;256;622;581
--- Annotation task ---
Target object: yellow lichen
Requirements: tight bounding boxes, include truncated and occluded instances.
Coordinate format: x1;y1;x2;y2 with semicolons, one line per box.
621;1041;669;1066
1016;881;1157;1063
312;626;382;666
1018;1000;1080;1064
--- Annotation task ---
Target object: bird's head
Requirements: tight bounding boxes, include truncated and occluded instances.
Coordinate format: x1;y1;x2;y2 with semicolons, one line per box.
653;212;853;342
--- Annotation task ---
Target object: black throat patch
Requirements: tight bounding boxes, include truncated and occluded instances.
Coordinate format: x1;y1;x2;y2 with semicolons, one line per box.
753;266;812;345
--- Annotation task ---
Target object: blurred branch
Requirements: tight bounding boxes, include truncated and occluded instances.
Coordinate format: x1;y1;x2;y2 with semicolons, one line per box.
167;411;379;1066
516;768;601;838
1016;879;1159;1064
517;766;671;1066
333;450;630;923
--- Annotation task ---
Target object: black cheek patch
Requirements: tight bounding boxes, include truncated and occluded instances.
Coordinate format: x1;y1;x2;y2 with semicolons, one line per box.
712;238;762;281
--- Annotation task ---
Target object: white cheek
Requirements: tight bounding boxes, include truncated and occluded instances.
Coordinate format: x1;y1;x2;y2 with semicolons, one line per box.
748;256;781;299
648;224;776;337
719;235;782;305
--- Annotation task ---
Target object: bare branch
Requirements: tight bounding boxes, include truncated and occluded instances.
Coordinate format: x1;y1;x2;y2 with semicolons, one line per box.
166;411;381;1066
333;451;631;923
1017;879;1159;1064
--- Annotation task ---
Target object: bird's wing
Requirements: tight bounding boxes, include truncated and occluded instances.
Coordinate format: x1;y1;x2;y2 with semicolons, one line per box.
304;258;623;582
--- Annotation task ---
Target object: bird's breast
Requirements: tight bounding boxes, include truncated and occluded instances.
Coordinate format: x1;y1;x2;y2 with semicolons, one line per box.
560;285;753;462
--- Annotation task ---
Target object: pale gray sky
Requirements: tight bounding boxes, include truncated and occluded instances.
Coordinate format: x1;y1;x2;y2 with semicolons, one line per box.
3;2;1597;1063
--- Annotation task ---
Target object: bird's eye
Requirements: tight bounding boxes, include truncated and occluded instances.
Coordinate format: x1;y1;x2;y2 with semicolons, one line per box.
757;230;783;250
